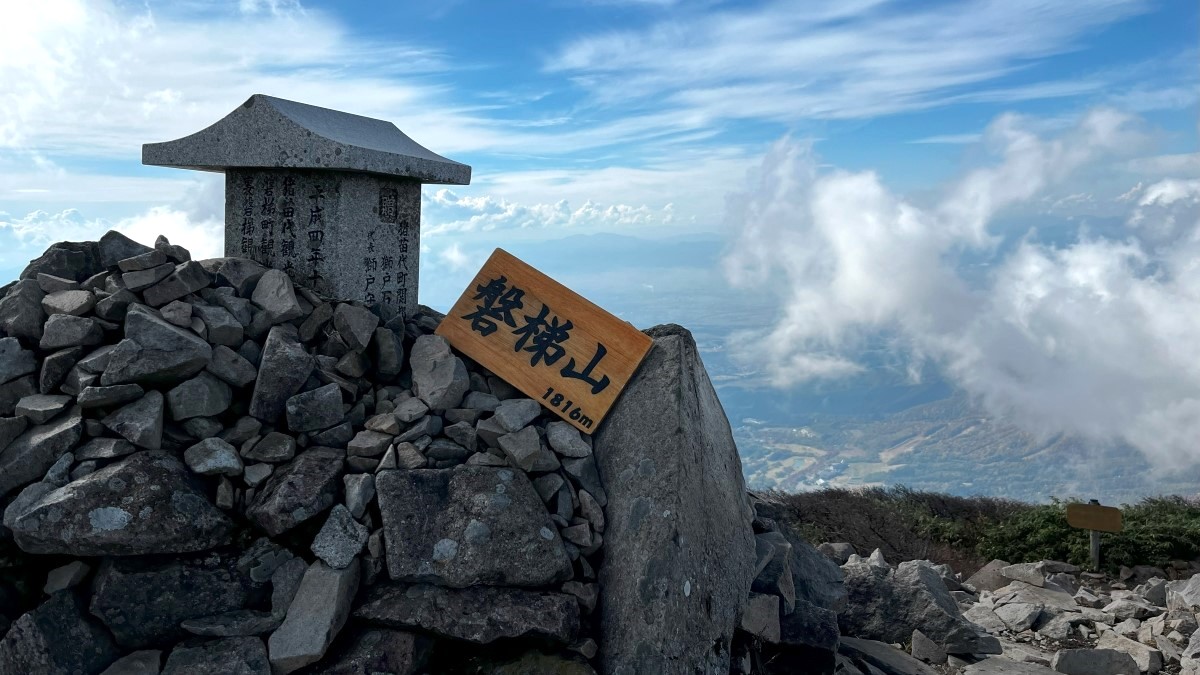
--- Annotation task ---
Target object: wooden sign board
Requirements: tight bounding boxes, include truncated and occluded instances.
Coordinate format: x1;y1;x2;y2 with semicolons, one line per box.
436;248;653;434
1066;503;1123;533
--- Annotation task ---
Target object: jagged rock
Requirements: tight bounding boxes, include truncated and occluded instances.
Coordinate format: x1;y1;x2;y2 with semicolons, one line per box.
994;602;1043;632
348;430;393;457
1050;648;1140;675
143;260;211;307
394;397;429;423
1096;632;1164;673
77;383;144;408
753;531;797;612
269;560;360;675
840;560;1000;656
246;446;344;536
15;393;72;424
99;650;164;675
741;593;781;642
192;303;243;346
344;472;375;519
286;382;344;432
0;407;82;498
839;637;937;675
498;426;559;472
181;610;282;637
21;240;103;282
39;346;83;393
118;249;168;272
243;431;296;463
36;272;79;293
102;306;212;385
167;371;232;420
100;230;154;267
95;288;138;320
591;325;755;675
397;414;442;443
43;560;90;593
90;551;265;649
201;257;268;297
122;263;174;292
493;398;542;433
377;466;572;588
207;344;258;387
410;335;469;410
374;327;405;378
0;589;119;674
0;280;46;341
1168;575;1200;611
41;288;96;316
185;437;244;476
40;313;103;349
9;451;233;555
333;303;379;350
162;637;269;675
311;504;369;569
356;582;580;644
102;390;164;449
251;269;304;325
75;437;136;460
912;628;948;665
962;657;1058;674
1104;596;1160;621
249;326;313;422
0;337;36;384
546;420;591;457
0;415;27;452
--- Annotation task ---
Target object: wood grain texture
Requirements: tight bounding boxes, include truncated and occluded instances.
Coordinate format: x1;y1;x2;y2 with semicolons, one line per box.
1066;503;1123;533
436;248;653;434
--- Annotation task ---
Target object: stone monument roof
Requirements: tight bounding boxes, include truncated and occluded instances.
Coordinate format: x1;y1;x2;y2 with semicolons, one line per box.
142;94;471;185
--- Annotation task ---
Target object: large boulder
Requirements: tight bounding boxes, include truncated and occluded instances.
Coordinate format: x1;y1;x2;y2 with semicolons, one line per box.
839;560;1000;656
101;306;212;386
90;551;267;649
0;590;119;674
355;582;580;645
376;465;572;588
9;450;234;555
591;324;756;675
21;239;103;282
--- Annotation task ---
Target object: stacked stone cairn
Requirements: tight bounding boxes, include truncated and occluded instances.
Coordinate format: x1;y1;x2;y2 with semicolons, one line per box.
0;232;608;674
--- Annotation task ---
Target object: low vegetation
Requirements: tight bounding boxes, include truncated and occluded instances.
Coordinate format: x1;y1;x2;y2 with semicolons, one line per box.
767;486;1200;574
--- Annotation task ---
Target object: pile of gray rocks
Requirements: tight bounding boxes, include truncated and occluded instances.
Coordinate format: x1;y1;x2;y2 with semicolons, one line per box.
0;232;605;674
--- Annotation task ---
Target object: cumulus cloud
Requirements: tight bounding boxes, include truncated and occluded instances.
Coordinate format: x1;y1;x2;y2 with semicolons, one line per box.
723;109;1200;466
423;189;678;235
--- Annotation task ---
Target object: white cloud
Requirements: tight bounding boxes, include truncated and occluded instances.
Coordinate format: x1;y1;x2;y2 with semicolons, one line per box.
423;189;681;235
722;108;1200;467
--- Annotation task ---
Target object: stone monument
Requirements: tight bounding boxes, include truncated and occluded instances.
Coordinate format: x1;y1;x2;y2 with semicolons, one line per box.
143;93;471;318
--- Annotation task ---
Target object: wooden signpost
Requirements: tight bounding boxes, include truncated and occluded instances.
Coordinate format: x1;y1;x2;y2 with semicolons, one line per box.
436;248;653;434
1066;500;1122;571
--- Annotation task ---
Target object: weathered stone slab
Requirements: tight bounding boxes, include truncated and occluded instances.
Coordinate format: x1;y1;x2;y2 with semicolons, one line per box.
0;590;119;674
591;324;756;675
101;306;212;386
0;407;82;498
162;637;269;675
249;326;313;423
246;446;343;536
268;560;360;675
376;465;572;588
355;582;580;644
9;450;233;555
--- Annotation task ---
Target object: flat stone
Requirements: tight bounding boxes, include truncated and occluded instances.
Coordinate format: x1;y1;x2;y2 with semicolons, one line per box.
102;389;164;449
1050;648;1140;675
167;371;233;420
15;394;72;424
753;531;797;613
244;462;273;487
333;303;379;350
995;601;1043;632
311;504;369;569
77;383;144;408
39;345;83;393
122;262;175;292
99;650;164;675
9;451;233;555
410;335;468;410
181;610;282;637
377;465;572;588
201;257;268;297
397;414;441;443
41;289;95;316
366;412;401;434
741;592;781;642
426;438;470;462
39;313;103;350
493;398;542;433
1095;631;1164;673
0;409;82;498
102;307;212;386
94;288;138;320
445;420;477;449
143;260;211;306
207;344;258;387
249;326;314;422
100;230;154;267
37;272;80;293
268;560;360;675
1001;562;1047;587
349;430;393;457
355;582;579;644
393;396;428;423
498;426;560;472
243;431;297;463
546;420;591;458
285;383;344;432
561;454;604;504
0;591;119;674
43;560;91;593
246;446;344;536
0;337;36;385
463;390;501;412
117;248;168;272
393;442;427;470
185;437;244;476
961;657;1058;674
839;638;937;675
162;637;269;675
251;269;304;325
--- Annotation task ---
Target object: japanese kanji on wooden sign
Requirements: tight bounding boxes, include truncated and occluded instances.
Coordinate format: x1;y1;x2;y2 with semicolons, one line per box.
437;248;653;434
1066;502;1123;533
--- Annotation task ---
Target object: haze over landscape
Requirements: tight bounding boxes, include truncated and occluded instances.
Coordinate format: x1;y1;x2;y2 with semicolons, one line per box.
2;0;1197;503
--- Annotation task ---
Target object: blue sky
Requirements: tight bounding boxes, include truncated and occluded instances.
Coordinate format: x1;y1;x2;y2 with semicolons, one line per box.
2;0;1199;467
